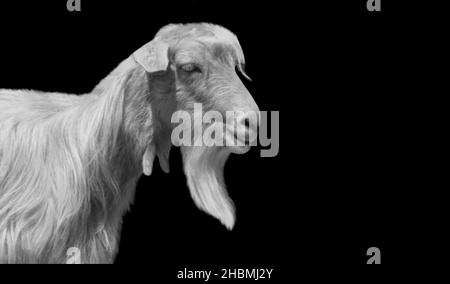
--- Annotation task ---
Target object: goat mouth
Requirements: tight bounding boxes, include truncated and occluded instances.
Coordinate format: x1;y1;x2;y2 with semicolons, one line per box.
225;132;251;154
198;123;251;154
217;123;250;154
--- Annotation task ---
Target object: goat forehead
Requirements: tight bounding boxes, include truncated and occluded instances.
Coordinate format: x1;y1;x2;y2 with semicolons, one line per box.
211;43;238;61
174;41;236;63
157;23;246;68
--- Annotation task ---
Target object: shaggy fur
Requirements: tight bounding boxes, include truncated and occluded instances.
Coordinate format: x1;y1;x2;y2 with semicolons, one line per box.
0;23;259;263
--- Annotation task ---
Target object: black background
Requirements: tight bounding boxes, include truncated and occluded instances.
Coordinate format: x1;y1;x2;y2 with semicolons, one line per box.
0;0;432;277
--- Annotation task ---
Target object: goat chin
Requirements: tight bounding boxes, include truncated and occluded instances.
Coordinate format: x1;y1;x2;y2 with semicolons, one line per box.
179;124;251;230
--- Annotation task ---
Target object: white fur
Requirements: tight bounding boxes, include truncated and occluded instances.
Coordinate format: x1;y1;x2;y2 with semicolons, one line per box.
0;57;146;263
0;23;258;263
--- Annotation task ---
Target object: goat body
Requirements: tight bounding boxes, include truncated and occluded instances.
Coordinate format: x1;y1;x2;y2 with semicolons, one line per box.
0;57;150;263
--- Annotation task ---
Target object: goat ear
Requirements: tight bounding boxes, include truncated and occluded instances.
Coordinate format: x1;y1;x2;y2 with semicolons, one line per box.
142;145;171;175
154;129;172;173
142;130;172;176
133;39;170;73
142;144;155;176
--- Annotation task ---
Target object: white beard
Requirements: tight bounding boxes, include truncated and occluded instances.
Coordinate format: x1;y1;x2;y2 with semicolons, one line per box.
181;144;235;230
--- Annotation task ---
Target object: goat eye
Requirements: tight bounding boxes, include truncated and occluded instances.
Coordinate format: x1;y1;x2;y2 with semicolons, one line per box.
180;63;200;73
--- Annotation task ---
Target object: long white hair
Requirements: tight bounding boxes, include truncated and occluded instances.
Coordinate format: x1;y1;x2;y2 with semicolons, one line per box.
182;142;236;230
0;22;256;263
0;57;150;263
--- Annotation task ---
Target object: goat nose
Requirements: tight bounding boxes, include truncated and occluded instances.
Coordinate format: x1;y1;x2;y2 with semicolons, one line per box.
238;112;259;145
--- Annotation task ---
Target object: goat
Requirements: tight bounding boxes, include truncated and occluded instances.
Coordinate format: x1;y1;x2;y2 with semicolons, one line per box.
0;23;259;263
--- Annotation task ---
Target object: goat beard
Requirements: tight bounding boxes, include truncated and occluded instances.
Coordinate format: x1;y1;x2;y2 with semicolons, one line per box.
181;144;236;230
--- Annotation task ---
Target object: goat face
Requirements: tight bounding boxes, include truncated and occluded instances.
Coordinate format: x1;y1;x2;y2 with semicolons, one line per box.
135;23;259;150
134;23;260;229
